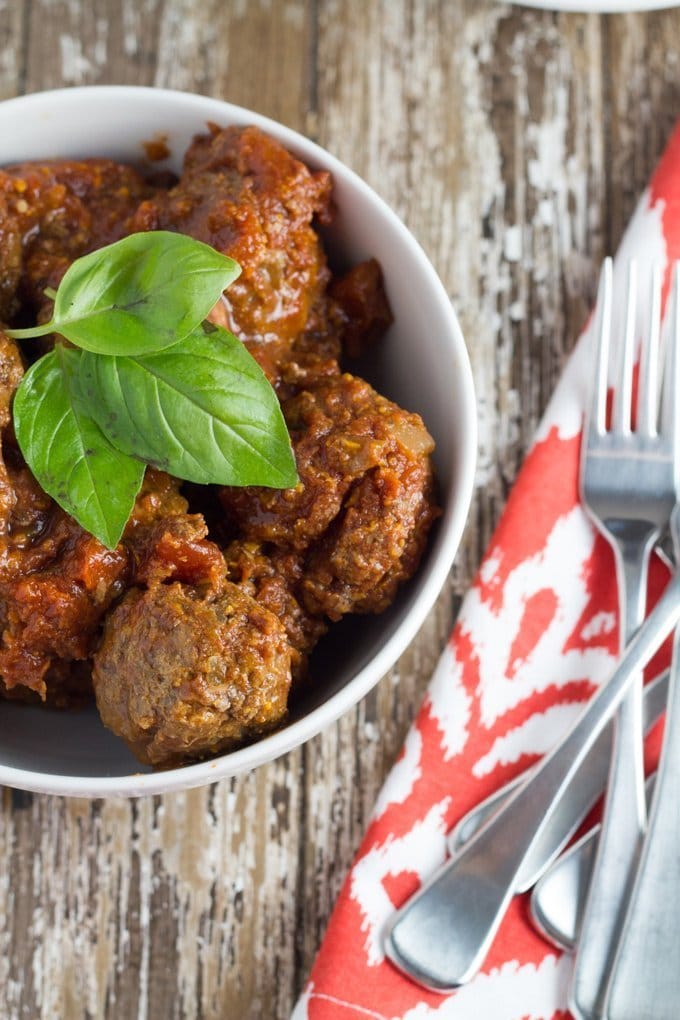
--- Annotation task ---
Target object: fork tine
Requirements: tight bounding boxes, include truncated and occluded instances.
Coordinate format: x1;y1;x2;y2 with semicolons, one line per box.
590;258;614;436
637;264;662;436
612;260;637;435
661;261;680;450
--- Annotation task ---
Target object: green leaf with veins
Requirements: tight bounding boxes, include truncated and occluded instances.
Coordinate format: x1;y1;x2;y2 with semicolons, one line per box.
78;322;298;488
13;346;145;549
7;231;241;356
9;231;295;547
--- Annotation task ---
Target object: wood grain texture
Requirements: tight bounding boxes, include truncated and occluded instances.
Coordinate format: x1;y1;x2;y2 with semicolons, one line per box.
1;2;680;1017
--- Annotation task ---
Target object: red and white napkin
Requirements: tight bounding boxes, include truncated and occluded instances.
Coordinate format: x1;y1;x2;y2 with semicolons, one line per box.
292;123;680;1020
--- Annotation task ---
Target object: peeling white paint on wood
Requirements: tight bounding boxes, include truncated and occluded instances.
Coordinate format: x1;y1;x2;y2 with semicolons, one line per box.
1;2;680;1018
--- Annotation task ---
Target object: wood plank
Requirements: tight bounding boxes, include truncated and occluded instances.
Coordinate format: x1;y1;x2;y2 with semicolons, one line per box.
0;3;314;1019
0;0;25;100
605;10;680;243
1;3;680;1018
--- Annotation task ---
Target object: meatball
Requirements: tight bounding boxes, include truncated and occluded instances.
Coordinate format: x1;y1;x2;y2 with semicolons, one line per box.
220;373;438;616
224;539;326;681
264;259;393;399
0;463;226;703
124;471;226;589
300;453;437;619
0;330;23;429
92;581;292;767
0;159;157;322
130;125;337;385
0;183;23;321
0;331;24;541
0;508;129;697
329;258;393;359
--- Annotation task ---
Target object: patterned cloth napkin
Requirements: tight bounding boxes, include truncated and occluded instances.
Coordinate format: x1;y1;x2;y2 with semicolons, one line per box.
292;122;680;1020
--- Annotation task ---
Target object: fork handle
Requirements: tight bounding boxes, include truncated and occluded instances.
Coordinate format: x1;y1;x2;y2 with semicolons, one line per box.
604;626;680;1020
569;533;654;1019
385;570;680;992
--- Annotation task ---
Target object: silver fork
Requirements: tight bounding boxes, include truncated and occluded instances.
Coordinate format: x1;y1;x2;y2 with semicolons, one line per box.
384;520;680;992
602;274;680;1020
445;668;670;870
384;261;680;993
569;260;678;1020
443;542;676;874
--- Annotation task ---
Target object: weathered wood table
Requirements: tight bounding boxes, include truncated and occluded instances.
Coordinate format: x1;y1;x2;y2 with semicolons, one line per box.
1;2;679;1017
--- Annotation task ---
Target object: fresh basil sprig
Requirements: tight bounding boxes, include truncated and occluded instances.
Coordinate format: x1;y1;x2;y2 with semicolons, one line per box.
7;231;241;355
8;232;298;549
78;322;298;488
13;347;146;549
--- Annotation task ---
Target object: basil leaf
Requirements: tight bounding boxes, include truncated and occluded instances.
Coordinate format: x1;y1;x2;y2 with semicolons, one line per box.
14;347;145;549
48;232;240;356
78;323;298;488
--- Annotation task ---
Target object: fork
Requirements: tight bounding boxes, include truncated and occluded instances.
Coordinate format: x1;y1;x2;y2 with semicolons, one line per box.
604;637;680;1019
384;525;680;990
569;260;678;1019
443;537;676;872
384;261;680;993
445;668;670;871
601;272;680;1020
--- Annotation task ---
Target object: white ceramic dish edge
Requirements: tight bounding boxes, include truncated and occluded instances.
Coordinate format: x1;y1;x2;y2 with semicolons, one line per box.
508;0;678;11
0;87;477;797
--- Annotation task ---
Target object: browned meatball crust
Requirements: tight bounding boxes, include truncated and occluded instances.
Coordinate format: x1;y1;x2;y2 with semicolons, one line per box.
300;453;437;619
0;331;24;541
224;539;327;681
93;581;292;767
0;185;23;321
0;160;158;323
220;373;438;617
0;450;226;704
130;124;337;385
0;330;23;429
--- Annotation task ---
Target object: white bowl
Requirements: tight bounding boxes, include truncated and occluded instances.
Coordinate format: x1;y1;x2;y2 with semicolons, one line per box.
0;87;476;797
508;0;678;10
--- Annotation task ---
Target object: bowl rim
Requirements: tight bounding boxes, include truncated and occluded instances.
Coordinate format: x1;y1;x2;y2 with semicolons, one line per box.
508;0;678;9
0;85;477;797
